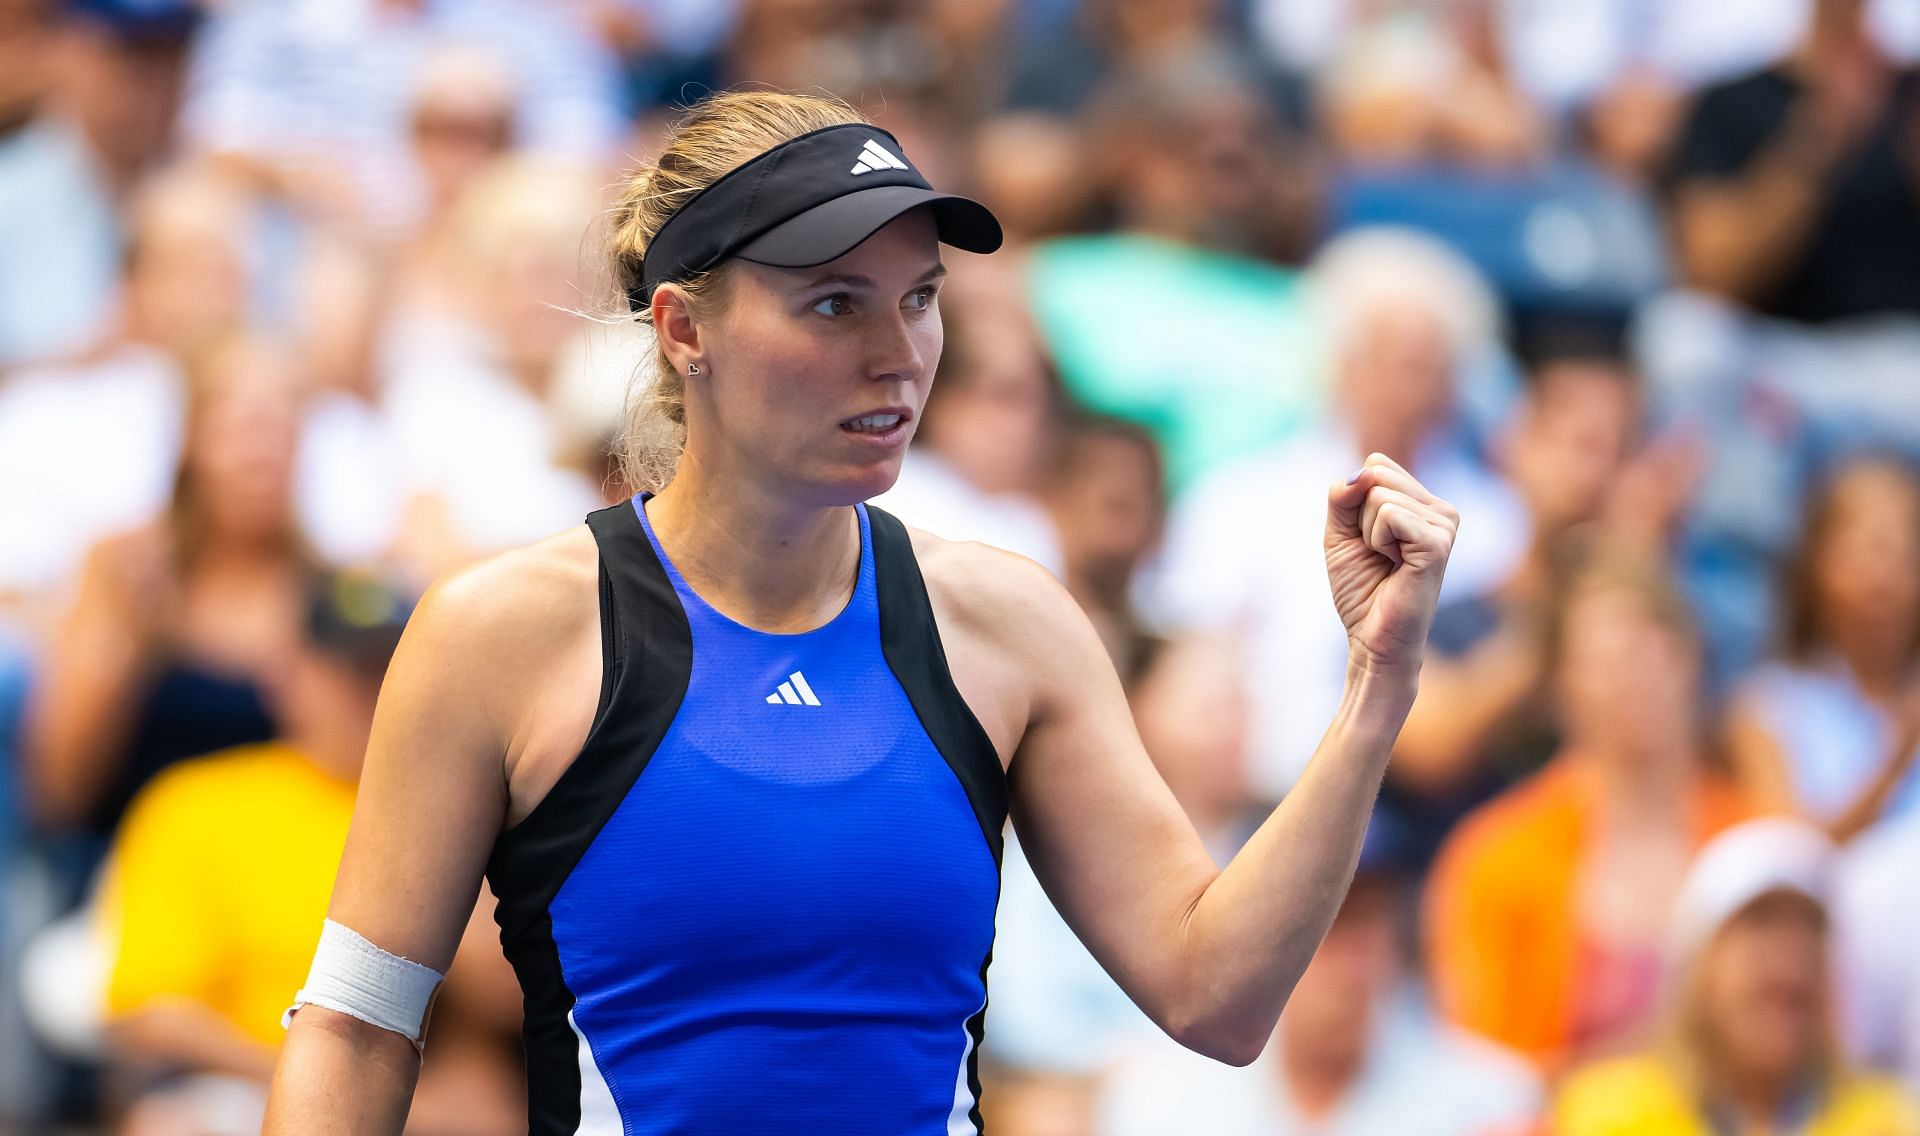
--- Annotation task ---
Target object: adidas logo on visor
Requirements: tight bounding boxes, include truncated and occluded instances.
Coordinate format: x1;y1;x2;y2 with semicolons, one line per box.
765;670;822;706
850;138;909;176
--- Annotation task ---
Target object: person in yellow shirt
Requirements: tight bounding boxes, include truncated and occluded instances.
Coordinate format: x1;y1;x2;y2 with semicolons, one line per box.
1554;817;1920;1136
98;572;522;1135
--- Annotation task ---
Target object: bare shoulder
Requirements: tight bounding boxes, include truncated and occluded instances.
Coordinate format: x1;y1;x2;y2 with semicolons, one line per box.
398;524;600;708
419;524;597;642
904;528;1104;762
906;527;1081;651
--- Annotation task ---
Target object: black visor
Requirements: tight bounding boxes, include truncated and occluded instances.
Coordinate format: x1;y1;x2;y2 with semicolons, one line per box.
631;123;1002;311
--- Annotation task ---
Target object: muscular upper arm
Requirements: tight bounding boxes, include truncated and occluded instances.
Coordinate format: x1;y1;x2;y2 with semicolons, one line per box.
919;539;1218;1025
323;531;597;975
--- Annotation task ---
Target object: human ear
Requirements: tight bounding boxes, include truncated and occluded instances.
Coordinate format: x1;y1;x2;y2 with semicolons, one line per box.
650;283;705;374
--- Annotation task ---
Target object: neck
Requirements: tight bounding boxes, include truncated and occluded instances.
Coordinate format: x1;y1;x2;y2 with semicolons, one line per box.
647;458;862;632
1279;1037;1363;1120
1065;556;1131;617
1584;740;1691;819
1352;423;1424;469
1711;1064;1798;1133
1828;624;1910;699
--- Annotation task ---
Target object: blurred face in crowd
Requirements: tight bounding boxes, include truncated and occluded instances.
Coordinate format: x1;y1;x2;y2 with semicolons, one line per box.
181;342;302;548
674;210;943;505
1692;889;1831;1089
281;645;386;782
1105;0;1221;51
0;0;53;126
1132;636;1248;823
1807;461;1920;655
1504;359;1638;532
125;170;250;358
410;52;515;213
919;320;1055;497
1125;78;1284;253
452;160;605;385
1047;426;1164;593
1555;579;1700;763
972;113;1094;243
1277;876;1399;1073
1335;299;1455;451
57;21;191;181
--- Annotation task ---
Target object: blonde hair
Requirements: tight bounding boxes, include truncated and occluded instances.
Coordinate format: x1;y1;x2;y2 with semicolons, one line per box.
609;90;867;493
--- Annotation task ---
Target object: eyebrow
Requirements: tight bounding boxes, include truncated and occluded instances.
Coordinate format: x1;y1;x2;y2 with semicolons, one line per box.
796;263;947;291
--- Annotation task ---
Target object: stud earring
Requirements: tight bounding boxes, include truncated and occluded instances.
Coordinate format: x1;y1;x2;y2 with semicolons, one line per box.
687;363;701;376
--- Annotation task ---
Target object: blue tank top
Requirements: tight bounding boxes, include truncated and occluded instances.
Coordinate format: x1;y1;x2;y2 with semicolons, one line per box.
488;495;1007;1135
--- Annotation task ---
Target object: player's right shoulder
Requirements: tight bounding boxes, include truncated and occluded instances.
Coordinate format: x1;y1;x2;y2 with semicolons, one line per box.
397;523;600;697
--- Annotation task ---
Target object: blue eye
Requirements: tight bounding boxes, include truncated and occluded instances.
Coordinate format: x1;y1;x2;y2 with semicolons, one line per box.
812;294;851;317
905;286;937;312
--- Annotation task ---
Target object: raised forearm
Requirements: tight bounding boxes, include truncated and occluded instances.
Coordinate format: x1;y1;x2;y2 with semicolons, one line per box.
1175;660;1417;1063
1393;633;1534;792
263;1010;420;1135
1678;112;1840;303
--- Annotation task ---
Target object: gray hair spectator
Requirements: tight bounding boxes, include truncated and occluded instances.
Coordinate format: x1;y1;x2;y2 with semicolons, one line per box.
1152;226;1526;797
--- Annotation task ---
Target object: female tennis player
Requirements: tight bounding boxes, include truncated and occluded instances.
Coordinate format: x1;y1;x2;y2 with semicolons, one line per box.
264;91;1458;1135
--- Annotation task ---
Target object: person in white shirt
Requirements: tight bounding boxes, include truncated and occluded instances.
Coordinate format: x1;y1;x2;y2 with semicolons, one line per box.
1833;813;1920;1090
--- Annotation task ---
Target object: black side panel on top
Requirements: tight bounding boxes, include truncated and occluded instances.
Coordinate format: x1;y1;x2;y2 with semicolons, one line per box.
485;501;692;1136
866;506;1009;866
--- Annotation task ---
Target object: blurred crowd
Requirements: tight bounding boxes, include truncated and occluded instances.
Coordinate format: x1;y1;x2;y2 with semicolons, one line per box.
3;0;1920;1132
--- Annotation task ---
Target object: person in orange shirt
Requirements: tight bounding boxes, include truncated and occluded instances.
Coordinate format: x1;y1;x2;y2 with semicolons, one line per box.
1426;550;1754;1071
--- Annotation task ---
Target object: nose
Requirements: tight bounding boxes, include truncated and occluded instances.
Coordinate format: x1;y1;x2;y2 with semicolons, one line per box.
867;310;928;385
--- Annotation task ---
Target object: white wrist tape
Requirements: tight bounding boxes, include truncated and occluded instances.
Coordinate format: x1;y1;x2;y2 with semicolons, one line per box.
282;919;445;1050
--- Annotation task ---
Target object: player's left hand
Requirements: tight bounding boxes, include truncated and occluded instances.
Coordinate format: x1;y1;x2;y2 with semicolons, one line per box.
1323;452;1459;673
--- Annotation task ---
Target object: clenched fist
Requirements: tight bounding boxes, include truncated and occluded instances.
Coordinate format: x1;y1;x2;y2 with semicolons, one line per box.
1324;452;1459;672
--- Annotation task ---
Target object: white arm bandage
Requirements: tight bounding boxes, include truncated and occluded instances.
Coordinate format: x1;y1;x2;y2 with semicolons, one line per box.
282;919;446;1050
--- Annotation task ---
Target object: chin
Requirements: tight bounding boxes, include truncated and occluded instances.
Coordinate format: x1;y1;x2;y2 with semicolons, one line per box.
789;465;901;509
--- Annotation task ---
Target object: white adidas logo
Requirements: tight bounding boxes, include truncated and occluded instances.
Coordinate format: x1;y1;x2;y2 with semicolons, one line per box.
764;670;823;706
850;138;908;176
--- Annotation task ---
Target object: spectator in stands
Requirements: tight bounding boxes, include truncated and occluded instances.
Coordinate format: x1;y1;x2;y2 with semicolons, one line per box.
0;0;199;366
1024;47;1317;493
1667;0;1920;324
1726;456;1920;843
181;0;622;233
23;337;310;840
1154;227;1526;797
1044;415;1165;678
100;571;522;1136
1097;841;1540;1136
1555;818;1920;1136
1317;0;1548;170
0;164;252;602
374;157;609;579
390;44;518;317
1426;552;1753;1070
873;301;1064;573
969;112;1100;248
1386;344;1694;867
1002;0;1306;126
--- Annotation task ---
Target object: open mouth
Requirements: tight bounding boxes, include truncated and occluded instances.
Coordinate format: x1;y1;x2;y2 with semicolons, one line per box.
840;411;909;436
